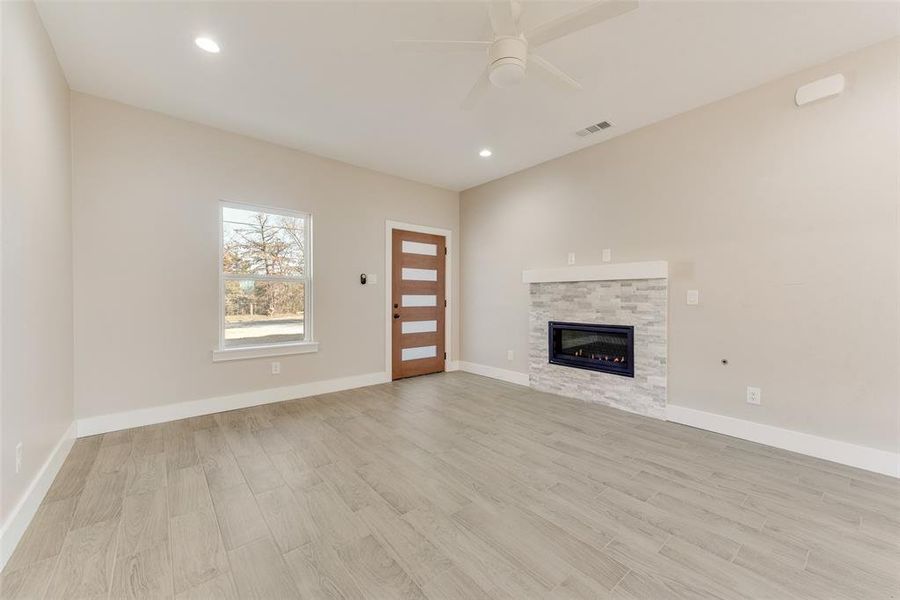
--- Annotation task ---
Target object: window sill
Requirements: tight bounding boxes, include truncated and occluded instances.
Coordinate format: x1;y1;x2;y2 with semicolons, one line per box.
212;341;319;362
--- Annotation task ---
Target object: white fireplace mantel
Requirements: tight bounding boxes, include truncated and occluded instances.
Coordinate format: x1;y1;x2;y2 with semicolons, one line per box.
522;261;668;284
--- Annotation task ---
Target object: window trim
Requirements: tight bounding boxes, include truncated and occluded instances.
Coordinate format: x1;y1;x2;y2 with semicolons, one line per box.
214;200;315;361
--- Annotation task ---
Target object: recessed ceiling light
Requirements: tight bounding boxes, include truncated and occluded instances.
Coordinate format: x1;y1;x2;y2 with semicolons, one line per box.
194;37;220;54
479;148;493;158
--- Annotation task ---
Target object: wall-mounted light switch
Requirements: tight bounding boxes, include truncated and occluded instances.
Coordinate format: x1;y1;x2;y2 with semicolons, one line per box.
602;248;612;262
686;290;700;305
567;252;576;265
271;362;281;375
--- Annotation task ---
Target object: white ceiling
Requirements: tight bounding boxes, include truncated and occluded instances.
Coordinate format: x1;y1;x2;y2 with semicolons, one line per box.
37;1;899;191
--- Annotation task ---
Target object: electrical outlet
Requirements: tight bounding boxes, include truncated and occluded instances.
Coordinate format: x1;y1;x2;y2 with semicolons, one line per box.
507;350;514;361
567;252;576;265
747;386;761;405
15;442;23;474
271;361;281;375
602;248;612;262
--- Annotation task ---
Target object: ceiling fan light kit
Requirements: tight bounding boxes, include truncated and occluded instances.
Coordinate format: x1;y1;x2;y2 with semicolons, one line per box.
394;0;639;108
488;37;528;88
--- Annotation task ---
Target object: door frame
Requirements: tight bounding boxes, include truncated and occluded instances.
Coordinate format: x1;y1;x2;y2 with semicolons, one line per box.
384;220;453;377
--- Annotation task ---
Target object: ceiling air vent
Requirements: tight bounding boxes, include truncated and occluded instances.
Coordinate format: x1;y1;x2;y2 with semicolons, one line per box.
576;120;613;137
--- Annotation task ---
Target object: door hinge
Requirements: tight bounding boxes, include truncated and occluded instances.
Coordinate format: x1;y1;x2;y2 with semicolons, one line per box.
444;299;447;307
444;352;447;359
444;247;447;255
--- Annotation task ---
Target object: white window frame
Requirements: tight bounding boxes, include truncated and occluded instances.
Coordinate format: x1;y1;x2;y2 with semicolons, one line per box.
212;200;317;362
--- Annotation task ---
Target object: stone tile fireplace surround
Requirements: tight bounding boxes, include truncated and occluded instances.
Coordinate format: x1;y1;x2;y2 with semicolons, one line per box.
524;262;668;419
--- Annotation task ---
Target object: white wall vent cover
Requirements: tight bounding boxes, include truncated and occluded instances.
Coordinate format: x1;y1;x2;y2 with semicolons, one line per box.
795;74;845;106
576;121;613;137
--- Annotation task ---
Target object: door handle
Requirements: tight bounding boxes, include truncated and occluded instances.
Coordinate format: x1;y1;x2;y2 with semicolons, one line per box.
393;303;399;309
393;314;400;319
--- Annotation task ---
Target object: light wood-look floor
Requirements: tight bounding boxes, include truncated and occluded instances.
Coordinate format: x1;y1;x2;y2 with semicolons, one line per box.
2;372;899;599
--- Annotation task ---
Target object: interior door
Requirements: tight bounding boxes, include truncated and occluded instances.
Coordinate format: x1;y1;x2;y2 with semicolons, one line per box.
392;229;446;380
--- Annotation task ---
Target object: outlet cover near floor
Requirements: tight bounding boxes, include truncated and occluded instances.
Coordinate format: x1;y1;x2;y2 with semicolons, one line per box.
747;386;761;405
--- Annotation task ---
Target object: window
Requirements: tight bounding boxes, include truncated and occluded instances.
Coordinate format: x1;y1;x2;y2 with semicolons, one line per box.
214;202;316;360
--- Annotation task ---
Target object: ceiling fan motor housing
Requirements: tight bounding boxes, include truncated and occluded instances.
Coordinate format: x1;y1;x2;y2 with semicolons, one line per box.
488;36;528;88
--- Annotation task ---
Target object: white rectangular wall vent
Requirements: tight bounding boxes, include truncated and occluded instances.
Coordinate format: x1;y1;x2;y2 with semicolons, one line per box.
795;74;845;107
576;121;613;137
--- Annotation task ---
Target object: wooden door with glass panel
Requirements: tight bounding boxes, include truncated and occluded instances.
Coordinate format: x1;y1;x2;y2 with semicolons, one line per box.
392;230;446;380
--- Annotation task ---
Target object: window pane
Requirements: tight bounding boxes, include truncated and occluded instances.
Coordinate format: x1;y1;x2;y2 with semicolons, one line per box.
224;280;305;347
223;206;306;277
401;268;437;281
401;320;437;334
401;346;437;361
402;294;436;307
401;241;437;256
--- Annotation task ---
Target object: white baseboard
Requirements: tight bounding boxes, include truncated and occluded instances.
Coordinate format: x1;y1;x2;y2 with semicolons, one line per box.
76;371;391;437
0;422;76;571
457;361;530;386
667;404;900;479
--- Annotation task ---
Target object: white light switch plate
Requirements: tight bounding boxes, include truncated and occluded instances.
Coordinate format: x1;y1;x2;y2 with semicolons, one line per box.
686;290;700;305
602;248;612;262
368;274;377;284
567;252;576;265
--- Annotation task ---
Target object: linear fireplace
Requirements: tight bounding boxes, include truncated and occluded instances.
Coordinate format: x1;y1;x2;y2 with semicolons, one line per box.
548;321;634;378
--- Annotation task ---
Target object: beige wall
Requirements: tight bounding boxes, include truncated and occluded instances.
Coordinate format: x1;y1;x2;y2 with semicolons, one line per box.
1;1;74;526
460;39;899;452
71;93;459;421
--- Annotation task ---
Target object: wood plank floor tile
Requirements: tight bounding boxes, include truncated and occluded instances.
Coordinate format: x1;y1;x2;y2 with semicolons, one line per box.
199;450;244;492
173;572;238;600
167;464;211;518
234;451;284;494
117;487;168;557
208;482;269;551
43;437;101;503
3;372;898;600
169;507;229;595
3;496;76;573
335;534;427;600
44;519;119;600
255;485;315;554
0;557;56;600
227;537;299;599
70;471;127;530
109;543;174;599
357;499;454;588
283;541;365;600
126;452;167;496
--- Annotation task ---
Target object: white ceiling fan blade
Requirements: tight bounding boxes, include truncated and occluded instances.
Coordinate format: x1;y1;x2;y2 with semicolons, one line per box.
526;0;639;48
529;54;583;90
510;0;523;33
461;68;492;110
393;40;491;53
488;1;517;36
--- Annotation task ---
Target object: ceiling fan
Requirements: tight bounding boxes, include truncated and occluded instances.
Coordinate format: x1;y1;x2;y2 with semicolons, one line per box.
395;0;638;109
